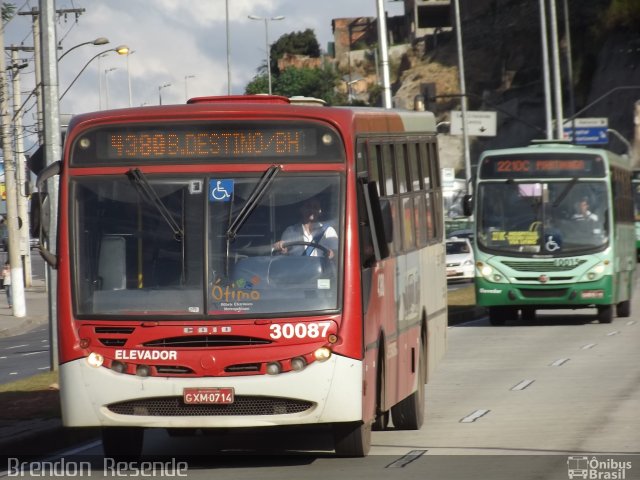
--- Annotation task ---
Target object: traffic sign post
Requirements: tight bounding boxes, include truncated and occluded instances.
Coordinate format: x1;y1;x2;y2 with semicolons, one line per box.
450;110;497;137
563;117;608;145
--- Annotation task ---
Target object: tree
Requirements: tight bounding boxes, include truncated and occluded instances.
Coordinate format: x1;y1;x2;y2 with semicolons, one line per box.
2;3;15;21
269;29;320;75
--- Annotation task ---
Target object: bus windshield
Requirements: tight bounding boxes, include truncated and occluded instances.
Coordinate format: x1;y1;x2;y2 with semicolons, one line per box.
73;172;341;317
476;180;609;255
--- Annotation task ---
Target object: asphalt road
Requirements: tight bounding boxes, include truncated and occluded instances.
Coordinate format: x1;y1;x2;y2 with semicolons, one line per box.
0;325;50;381
35;284;639;480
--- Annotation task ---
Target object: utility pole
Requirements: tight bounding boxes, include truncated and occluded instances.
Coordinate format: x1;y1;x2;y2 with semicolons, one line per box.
39;0;63;370
0;31;26;317
8;47;33;287
18;7;84;144
375;0;392;108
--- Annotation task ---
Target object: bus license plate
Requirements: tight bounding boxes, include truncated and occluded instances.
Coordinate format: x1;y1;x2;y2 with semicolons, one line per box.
183;387;235;405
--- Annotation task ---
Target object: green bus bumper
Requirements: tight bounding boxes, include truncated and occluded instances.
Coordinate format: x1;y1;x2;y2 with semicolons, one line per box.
475;275;613;308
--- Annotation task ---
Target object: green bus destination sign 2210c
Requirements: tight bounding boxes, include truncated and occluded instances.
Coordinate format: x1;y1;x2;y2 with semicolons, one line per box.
479;154;606;179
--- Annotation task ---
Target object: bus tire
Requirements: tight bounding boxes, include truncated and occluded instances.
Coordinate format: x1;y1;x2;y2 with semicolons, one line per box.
333;421;371;457
521;308;536;323
372;348;389;431
390;340;425;430
597;305;613;324
102;427;144;461
616;300;631;318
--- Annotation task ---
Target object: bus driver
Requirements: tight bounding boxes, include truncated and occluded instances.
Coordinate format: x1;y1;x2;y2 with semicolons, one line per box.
273;199;338;258
572;196;598;222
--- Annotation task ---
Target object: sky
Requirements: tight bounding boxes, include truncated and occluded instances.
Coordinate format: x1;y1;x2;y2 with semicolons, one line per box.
2;0;404;156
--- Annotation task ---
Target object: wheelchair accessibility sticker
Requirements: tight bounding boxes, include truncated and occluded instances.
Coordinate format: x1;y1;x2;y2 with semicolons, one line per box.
210;179;233;202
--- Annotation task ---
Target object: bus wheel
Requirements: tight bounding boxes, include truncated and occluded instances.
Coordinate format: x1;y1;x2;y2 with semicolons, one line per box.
390;340;425;430
597;305;613;324
102;427;144;461
521;308;536;323
616;300;631;318
372;351;389;431
333;421;371;457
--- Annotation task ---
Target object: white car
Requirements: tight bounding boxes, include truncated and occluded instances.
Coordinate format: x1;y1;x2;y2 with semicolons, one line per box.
446;237;474;282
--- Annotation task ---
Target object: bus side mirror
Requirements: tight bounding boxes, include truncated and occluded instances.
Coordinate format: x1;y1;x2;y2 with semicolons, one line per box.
36;161;61;268
462;194;473;217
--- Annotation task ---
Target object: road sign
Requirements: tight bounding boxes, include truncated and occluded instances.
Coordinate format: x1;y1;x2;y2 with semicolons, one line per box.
563;117;608;145
450;111;497;137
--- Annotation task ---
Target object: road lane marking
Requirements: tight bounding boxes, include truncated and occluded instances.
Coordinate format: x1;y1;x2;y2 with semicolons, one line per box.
386;449;427;468
510;379;535;391
581;343;597;350
21;351;47;356
6;344;28;350
550;358;570;367
606;331;620;336
626;320;636;326
460;409;490;423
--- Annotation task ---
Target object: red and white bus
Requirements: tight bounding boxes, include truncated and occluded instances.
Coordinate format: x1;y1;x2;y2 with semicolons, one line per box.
37;95;447;457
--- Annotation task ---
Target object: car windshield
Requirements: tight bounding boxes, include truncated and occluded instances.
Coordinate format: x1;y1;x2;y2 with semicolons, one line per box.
476;181;609;255
72;173;342;317
446;241;470;255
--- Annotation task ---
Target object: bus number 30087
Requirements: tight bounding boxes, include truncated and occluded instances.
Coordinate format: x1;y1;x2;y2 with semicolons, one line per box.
269;322;331;340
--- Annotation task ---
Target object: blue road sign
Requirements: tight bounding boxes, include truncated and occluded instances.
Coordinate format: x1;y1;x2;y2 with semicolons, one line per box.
563;126;608;145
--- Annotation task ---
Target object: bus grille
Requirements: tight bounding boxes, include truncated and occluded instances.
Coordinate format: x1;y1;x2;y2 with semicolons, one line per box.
107;396;314;416
502;260;586;272
519;288;568;298
143;335;272;348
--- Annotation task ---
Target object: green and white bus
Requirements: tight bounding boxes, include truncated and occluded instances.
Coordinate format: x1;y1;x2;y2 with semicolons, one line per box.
468;142;635;325
632;169;640;260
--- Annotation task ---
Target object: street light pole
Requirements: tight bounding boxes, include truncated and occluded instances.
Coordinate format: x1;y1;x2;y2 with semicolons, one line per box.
58;36;109;62
59;46;130;102
184;75;195;102
225;0;231;95
248;14;285;95
104;67;117;109
158;82;171;105
114;45;133;107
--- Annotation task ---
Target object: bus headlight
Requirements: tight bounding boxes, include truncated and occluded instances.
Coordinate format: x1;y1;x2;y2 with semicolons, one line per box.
290;357;307;371
314;347;332;362
477;262;506;283
266;362;282;375
478;262;492;276
582;262;607;282
87;352;104;368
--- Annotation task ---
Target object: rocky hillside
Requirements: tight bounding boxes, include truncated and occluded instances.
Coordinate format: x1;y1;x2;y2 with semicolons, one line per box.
386;0;640;172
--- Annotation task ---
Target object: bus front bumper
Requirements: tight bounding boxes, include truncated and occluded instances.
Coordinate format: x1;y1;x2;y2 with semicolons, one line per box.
475;275;613;308
59;354;363;428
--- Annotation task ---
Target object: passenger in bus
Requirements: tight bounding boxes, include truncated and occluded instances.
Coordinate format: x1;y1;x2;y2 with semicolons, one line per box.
273;199;338;258
572;197;598;222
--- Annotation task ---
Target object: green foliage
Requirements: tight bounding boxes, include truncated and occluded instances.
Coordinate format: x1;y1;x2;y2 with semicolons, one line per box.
1;2;15;21
604;0;640;30
245;73;269;95
271;29;320;61
244;63;348;105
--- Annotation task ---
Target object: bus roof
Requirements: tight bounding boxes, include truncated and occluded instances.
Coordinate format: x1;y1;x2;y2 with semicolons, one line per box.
65;95;437;139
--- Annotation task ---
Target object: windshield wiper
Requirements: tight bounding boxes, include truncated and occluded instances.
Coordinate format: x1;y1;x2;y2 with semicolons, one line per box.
127;168;184;241
226;164;281;241
553;177;578;207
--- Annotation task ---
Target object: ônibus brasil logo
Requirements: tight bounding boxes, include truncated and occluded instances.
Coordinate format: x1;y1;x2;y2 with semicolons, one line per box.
567;456;632;479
